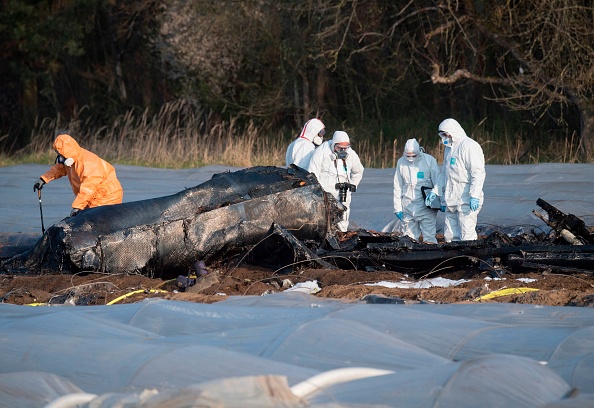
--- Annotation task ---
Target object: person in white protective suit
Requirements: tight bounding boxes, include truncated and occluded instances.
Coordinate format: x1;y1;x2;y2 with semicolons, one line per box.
307;131;364;232
425;118;486;242
393;138;440;243
285;118;326;169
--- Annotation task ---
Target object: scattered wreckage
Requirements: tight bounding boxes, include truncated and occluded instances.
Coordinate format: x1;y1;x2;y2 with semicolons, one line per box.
1;165;593;279
255;198;594;276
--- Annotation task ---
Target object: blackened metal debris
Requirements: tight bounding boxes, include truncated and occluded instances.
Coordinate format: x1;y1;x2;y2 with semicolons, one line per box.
246;199;594;276
2;166;343;278
2;168;593;279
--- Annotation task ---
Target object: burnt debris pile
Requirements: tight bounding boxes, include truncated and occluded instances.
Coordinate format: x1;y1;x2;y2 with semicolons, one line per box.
247;199;594;276
2;165;593;278
1;166;343;278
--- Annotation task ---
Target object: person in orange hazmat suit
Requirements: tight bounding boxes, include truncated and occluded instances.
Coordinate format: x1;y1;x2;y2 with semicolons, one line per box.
33;134;123;217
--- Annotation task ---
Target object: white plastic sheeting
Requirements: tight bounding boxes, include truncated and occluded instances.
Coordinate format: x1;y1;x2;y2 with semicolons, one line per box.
1;293;594;407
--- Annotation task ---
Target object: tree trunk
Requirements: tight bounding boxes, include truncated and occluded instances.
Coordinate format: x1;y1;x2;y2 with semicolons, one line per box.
104;5;127;102
579;101;594;162
22;77;38;135
302;73;310;117
316;68;328;113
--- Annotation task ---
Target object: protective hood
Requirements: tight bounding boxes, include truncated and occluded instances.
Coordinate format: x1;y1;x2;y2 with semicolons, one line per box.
403;138;420;156
299;119;325;142
438;118;467;144
331;131;350;147
53;134;82;160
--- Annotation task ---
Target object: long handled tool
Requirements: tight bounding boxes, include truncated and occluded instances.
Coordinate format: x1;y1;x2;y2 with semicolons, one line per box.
37;189;46;235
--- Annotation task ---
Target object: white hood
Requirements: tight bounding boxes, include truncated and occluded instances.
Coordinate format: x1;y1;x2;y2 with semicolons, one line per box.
438;118;467;144
404;138;420;156
332;131;350;147
299;118;325;142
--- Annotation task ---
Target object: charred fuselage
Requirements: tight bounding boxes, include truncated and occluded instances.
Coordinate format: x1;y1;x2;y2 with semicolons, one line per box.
15;166;343;278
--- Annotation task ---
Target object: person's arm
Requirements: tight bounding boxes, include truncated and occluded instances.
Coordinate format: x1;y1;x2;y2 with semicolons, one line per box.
467;142;486;200
431;147;444;207
432;152;446;197
40;163;68;183
429;155;440;190
285;140;295;167
306;146;323;179
295;145;315;169
349;153;364;186
393;164;403;213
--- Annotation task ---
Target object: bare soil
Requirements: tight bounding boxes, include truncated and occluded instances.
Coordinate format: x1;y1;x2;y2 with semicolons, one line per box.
2;263;594;307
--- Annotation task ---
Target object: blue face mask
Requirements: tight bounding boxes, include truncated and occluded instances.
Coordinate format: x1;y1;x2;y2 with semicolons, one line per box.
438;131;451;146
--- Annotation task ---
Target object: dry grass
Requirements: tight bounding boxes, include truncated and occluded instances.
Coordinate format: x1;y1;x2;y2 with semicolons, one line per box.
14;100;288;169
0;100;586;168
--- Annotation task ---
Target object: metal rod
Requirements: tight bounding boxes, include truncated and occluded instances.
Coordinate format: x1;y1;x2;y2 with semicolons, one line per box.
37;189;45;235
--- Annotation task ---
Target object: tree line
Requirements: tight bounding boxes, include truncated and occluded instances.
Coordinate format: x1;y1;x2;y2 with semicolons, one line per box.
1;0;592;161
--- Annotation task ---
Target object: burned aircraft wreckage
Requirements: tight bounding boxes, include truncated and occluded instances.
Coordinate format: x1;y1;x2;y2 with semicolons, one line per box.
2;166;594;278
2;166;342;278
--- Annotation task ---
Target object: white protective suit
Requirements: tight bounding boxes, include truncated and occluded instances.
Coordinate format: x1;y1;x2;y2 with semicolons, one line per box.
285;118;325;169
307;131;364;232
433;118;486;241
393;139;440;243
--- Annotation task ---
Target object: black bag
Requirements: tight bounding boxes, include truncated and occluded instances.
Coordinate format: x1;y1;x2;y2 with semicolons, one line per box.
421;186;441;210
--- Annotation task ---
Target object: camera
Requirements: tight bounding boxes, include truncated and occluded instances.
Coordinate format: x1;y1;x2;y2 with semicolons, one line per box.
335;182;357;202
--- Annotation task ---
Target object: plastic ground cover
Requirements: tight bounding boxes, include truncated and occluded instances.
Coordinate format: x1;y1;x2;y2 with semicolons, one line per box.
1;293;593;407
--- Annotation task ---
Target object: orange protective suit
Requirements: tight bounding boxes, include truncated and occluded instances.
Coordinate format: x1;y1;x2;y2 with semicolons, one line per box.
40;134;123;210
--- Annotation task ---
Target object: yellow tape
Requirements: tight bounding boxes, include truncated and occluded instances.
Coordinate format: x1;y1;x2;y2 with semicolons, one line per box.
107;289;168;305
22;288;168;306
474;287;539;302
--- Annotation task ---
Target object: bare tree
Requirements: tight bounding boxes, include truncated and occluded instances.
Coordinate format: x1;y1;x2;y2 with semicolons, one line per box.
311;0;414;123
406;0;594;160
315;0;594;160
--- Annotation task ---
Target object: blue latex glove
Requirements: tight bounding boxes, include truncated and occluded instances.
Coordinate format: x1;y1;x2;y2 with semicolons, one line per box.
469;197;480;211
425;191;436;207
440;206;446;212
395;211;403;221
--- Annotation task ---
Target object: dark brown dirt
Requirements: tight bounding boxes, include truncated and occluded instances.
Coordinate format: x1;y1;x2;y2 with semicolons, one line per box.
2;264;594;307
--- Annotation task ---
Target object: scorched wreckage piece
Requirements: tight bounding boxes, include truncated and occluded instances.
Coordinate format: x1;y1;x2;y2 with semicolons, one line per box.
3;169;594;278
7;166;343;278
248;199;594;275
